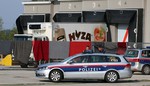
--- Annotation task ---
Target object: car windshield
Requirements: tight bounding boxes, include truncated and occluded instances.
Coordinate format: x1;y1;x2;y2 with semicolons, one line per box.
125;50;138;58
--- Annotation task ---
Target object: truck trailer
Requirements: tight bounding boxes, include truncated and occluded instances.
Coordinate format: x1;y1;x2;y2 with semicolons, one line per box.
14;0;144;68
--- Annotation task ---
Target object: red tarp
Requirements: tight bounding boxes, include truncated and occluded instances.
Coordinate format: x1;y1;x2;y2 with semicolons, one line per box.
117;42;127;55
33;41;49;61
69;42;91;56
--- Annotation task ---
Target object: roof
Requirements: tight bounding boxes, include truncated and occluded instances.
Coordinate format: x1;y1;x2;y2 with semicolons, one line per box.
76;53;122;57
127;48;150;50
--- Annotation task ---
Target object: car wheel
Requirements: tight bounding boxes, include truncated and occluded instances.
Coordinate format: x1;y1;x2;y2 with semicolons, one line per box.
105;71;118;83
142;65;150;75
132;71;135;74
49;70;63;82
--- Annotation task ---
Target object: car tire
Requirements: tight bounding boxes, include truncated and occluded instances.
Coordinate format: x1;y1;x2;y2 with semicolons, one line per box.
142;65;150;75
20;63;28;68
49;70;63;82
105;71;118;83
132;71;135;74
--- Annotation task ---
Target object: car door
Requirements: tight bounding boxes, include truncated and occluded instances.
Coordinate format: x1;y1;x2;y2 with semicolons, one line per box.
64;55;89;79
141;50;150;64
87;55;122;79
86;55;108;79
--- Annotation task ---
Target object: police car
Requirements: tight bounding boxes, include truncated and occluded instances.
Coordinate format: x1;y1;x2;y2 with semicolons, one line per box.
125;48;150;75
35;53;132;83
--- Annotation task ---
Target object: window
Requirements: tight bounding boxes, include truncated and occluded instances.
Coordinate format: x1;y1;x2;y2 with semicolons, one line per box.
71;56;90;63
107;56;121;62
71;55;121;63
125;50;139;58
90;55;121;63
71;56;82;63
91;55;108;63
141;50;150;58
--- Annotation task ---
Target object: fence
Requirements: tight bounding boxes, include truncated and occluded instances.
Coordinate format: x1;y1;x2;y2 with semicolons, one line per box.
0;41;150;63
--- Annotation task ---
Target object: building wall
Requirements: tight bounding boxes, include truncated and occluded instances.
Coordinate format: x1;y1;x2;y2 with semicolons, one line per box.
22;0;150;43
24;4;51;14
143;0;150;43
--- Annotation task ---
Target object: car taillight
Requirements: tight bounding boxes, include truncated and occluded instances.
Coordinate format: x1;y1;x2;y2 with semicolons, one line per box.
125;64;131;68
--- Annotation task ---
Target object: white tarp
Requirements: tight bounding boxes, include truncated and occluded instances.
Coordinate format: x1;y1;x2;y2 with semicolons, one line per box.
53;23;108;42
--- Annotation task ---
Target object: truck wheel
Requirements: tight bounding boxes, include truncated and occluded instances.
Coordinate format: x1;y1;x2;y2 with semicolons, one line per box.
105;71;118;83
20;63;28;68
49;70;63;82
142;65;150;75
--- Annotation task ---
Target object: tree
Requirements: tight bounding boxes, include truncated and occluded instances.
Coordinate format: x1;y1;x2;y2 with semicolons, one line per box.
0;27;17;40
0;17;18;40
0;17;3;30
7;27;18;40
0;30;6;40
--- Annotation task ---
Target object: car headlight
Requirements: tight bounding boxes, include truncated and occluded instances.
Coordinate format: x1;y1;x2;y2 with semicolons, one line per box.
38;66;48;70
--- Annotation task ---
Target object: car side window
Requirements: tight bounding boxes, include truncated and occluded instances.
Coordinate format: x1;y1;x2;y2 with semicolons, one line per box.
71;56;91;63
142;50;150;58
71;56;82;63
90;55;108;63
107;56;121;62
81;56;94;63
71;55;121;63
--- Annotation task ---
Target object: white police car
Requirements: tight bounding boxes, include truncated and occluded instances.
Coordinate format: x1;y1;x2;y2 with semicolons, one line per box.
35;53;132;83
125;48;150;75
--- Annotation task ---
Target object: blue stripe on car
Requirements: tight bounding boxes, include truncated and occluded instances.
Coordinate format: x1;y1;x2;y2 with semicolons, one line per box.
59;65;125;72
140;59;150;64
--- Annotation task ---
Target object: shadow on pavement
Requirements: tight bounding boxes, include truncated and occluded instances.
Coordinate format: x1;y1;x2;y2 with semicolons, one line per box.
39;79;140;84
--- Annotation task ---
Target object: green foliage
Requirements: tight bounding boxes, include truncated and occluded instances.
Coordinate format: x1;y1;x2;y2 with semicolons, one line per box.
7;27;18;40
0;17;3;30
0;17;18;40
0;30;6;40
0;27;18;40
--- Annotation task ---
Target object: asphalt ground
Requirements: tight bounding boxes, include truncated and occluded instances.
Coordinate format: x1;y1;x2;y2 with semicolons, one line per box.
0;65;150;86
0;65;36;71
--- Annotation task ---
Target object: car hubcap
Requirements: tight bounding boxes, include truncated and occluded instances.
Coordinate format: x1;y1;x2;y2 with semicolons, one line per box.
107;72;117;82
51;71;61;81
144;66;150;74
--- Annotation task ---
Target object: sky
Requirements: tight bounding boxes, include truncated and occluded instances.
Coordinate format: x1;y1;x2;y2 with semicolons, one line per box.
0;0;23;29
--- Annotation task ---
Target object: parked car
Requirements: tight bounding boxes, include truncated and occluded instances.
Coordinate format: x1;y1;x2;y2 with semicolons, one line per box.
35;53;132;83
125;48;150;75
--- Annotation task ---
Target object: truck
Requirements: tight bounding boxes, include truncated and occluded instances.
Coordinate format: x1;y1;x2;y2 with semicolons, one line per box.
14;0;144;68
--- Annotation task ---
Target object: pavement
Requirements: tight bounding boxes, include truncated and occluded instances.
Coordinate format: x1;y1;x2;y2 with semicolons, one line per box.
0;65;36;71
0;65;150;86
